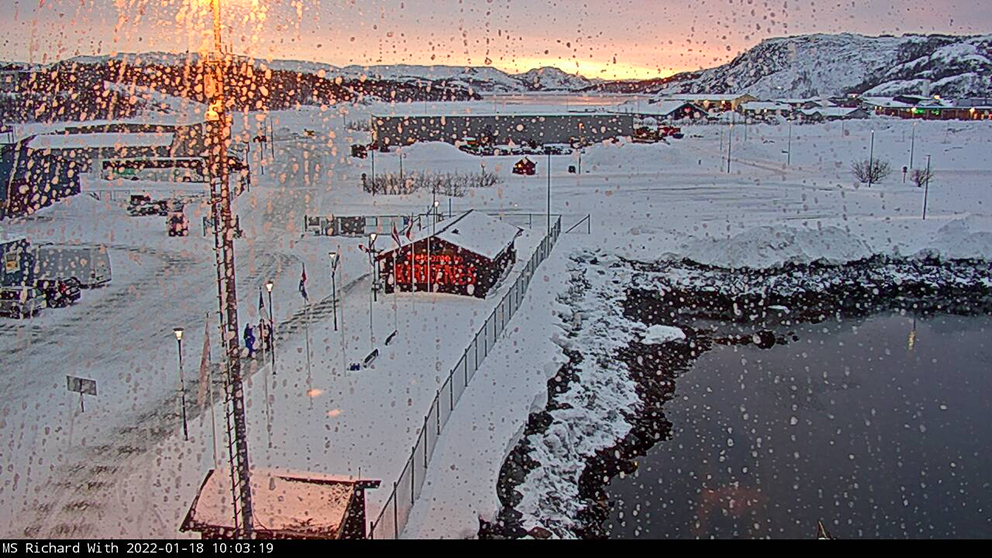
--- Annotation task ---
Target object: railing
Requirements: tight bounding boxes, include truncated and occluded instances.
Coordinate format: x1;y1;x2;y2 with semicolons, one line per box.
303;211;589;238
368;215;563;539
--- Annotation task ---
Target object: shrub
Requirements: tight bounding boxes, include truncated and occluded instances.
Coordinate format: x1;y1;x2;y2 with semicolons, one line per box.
852;158;892;185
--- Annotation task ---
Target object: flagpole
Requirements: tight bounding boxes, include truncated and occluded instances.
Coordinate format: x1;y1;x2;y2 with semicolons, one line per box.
305;301;313;409
206;312;218;469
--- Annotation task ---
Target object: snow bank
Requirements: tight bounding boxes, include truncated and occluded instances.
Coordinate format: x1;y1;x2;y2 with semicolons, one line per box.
917;218;992;260
673;218;992;270
642;325;686;344
674;225;873;269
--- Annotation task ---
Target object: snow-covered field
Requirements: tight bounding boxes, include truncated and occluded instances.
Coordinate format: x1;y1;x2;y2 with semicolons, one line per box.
1;96;991;538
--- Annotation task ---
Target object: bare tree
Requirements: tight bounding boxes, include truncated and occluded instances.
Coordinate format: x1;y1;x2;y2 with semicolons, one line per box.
363;170;502;197
852;158;892;185
911;167;933;189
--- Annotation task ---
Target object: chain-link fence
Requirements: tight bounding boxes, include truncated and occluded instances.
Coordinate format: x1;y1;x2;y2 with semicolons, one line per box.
369;215;563;539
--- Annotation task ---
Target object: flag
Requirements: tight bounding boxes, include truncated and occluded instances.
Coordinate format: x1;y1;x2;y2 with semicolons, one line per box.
258;288;265;315
404;218;415;240
197;319;211;408
391;222;402;248
299;264;309;302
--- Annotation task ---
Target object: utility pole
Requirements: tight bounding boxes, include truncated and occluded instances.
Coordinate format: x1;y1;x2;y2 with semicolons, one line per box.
727;121;733;173
868;130;875;188
205;0;252;538
909;121;917;170
547;151;552;235
787;120;793;166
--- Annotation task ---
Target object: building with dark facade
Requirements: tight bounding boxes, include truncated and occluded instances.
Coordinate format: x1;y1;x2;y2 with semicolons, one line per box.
371;112;634;148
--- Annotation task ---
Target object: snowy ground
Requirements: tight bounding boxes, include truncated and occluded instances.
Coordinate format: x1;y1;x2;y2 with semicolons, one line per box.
1;96;991;538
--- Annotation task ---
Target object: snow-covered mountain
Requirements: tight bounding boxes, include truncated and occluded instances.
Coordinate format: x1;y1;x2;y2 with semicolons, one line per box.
48;53;596;93
335;64;597;92
640;33;992;98
9;33;992;99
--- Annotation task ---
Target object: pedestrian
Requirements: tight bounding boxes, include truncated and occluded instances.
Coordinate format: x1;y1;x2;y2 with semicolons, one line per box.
262;320;273;352
243;322;256;358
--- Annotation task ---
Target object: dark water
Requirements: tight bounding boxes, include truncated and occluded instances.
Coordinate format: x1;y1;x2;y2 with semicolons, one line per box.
605;314;992;539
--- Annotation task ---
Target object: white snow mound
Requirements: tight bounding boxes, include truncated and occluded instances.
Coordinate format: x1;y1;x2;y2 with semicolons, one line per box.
676;226;873;269
917;219;992;260
642;325;686;344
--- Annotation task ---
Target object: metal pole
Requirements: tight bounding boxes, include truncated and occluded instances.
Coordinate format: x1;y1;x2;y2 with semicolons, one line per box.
208;0;252;537
371;148;376;195
177;337;188;441
331;268;338;331
868;130;875;188
547;152;551;236
787;120;792;166
727;121;733;173
910;122;917;170
267;290;276;373
923;155;931;220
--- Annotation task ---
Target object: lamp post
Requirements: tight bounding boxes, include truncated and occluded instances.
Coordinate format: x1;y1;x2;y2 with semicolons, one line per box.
368;233;378;349
264;280;275;373
547;151;552;235
329;252;339;331
173;327;189;441
868;130;875;188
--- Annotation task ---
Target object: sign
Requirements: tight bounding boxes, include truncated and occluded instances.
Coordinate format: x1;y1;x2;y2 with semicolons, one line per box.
395;252;477;287
4;253;18;273
67;376;97;396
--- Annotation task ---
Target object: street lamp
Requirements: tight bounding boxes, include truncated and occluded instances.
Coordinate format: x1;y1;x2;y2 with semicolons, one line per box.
264;280;275;373
329;253;339;331
367;234;378;349
173;327;189;441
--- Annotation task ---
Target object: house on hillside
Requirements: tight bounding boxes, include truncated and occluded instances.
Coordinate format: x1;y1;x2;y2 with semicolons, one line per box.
739;101;794;119
798;106;871;122
377;210;522;299
631;100;708;122
668;93;757;112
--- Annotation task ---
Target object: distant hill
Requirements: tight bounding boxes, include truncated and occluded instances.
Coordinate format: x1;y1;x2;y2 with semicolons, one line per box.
609;33;992;98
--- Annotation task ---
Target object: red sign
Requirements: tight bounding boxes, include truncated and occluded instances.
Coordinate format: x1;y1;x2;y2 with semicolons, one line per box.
393;252;477;287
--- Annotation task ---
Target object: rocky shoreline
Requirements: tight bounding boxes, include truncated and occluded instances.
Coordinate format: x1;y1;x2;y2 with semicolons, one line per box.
482;252;992;539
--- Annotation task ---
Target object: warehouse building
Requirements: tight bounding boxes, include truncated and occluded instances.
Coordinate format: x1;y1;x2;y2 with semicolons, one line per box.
371;112;634;148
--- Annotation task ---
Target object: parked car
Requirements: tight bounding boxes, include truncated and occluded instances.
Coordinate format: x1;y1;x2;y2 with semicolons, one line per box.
168;211;190;237
0;286;46;319
33;244;112;288
34;278;81;308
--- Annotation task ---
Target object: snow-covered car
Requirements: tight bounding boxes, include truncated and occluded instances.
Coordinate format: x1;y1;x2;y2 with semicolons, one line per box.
34;278;81;308
0;286;46;319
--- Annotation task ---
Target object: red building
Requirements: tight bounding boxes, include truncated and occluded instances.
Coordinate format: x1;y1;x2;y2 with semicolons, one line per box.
513;157;536;175
378;210;522;299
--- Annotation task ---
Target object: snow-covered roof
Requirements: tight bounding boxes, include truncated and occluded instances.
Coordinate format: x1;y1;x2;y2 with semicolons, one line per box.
389;210;523;261
634;100;704;117
800;107;864;118
668;93;752;102
181;468;378;538
741;101;793;112
859;96;914;109
27;132;174;151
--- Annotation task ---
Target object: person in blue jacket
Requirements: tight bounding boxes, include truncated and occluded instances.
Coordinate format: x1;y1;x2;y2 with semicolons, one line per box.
243;323;256;358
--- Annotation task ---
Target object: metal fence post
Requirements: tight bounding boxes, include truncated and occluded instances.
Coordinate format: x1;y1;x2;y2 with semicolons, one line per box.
393;482;399;539
423;417;430;469
435;393;441;435
411;446;416;505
